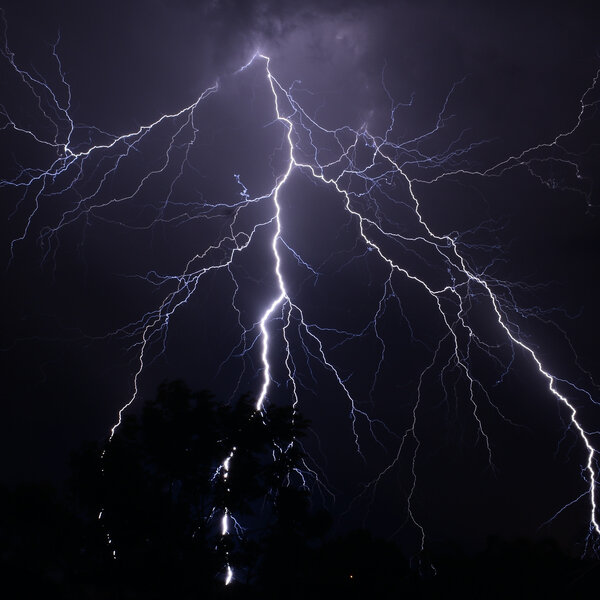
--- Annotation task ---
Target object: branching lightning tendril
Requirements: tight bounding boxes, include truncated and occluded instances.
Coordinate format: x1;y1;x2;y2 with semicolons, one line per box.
2;16;600;584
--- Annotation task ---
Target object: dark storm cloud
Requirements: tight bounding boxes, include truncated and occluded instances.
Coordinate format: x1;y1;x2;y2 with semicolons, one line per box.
159;0;387;69
162;0;598;71
9;0;595;139
175;0;380;31
152;0;600;140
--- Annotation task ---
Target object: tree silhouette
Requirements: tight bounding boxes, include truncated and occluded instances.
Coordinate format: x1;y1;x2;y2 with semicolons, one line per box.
69;380;314;597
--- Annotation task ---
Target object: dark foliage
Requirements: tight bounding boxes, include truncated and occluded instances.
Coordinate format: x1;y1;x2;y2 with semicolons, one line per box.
67;380;316;597
2;381;600;598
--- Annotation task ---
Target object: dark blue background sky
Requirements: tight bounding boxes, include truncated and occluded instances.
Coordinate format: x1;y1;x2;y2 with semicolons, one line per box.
1;0;600;556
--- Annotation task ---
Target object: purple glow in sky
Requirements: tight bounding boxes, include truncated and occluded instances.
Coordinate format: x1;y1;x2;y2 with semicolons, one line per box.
2;1;600;567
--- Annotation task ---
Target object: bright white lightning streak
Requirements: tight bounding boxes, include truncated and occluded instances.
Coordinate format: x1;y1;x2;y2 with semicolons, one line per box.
224;565;233;586
3;20;600;582
255;53;600;544
255;56;294;411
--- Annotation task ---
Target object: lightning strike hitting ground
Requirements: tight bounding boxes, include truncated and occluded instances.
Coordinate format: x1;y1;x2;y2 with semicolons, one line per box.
2;17;600;584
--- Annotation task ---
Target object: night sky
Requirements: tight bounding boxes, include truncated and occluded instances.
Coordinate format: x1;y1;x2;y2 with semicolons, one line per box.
2;0;600;560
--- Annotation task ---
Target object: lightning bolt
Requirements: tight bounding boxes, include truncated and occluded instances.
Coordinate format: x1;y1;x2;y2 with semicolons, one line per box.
2;14;600;584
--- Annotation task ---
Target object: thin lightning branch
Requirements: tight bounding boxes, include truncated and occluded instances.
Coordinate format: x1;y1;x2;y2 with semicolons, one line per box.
2;21;600;584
